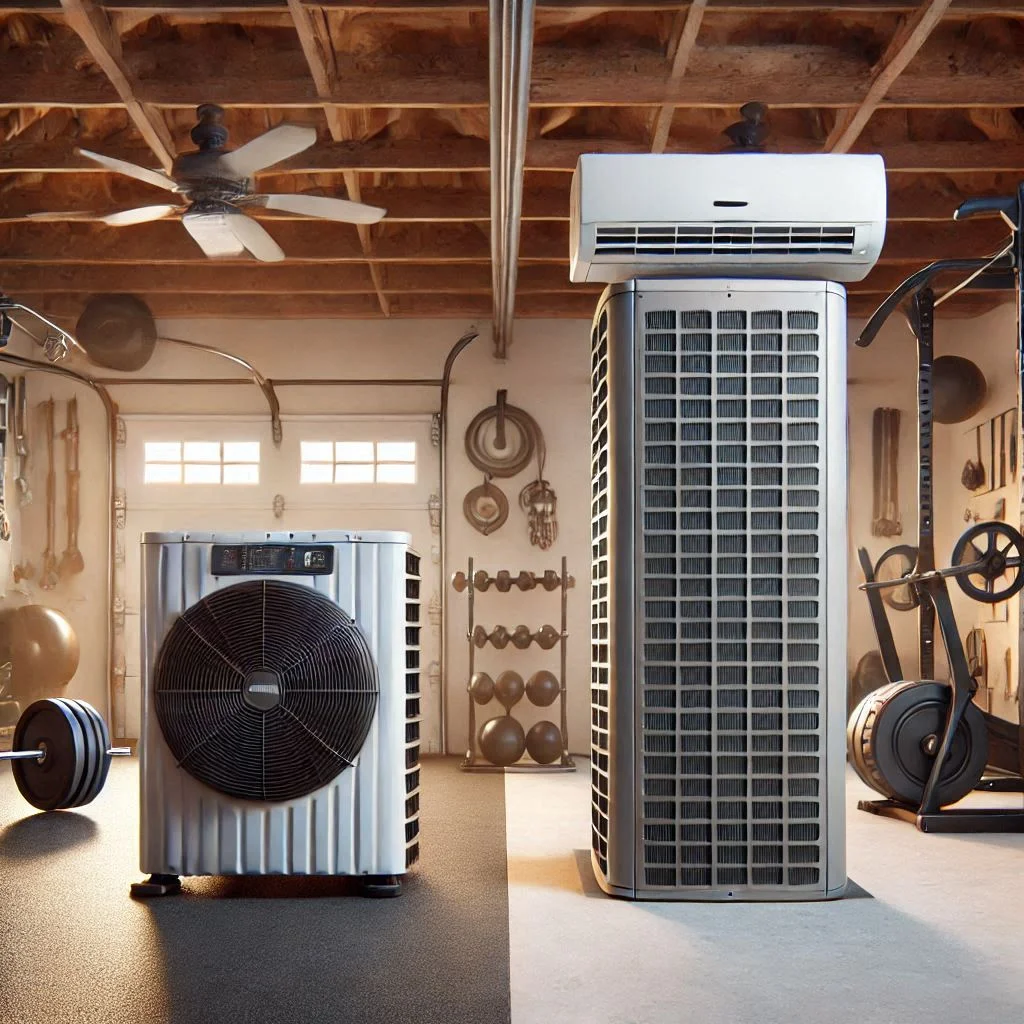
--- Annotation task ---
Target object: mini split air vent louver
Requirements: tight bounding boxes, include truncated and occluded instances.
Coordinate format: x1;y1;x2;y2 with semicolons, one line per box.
138;531;420;891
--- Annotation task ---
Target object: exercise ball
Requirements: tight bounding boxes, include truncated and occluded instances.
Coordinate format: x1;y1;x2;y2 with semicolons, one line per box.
478;716;526;767
932;356;987;424
75;294;157;372
494;670;525;710
0;606;79;699
526;721;563;765
470;672;495;705
526;670;560;707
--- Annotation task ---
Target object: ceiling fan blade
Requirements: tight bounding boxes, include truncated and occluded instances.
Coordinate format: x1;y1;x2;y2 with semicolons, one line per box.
182;211;247;259
25;205;177;225
76;148;179;192
220;124;317;178
226;212;286;262
259;194;386;225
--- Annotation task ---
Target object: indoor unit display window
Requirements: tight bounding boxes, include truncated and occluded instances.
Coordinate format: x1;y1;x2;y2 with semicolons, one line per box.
300;441;417;484
143;441;261;484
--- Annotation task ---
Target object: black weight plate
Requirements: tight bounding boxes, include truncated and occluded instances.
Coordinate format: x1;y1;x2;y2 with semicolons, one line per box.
951;522;1024;604
60;699;105;808
53;699;101;809
862;680;988;807
79;701;112;807
11;699;87;811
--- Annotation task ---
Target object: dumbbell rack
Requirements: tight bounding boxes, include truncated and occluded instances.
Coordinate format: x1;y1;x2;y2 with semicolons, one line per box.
456;556;576;772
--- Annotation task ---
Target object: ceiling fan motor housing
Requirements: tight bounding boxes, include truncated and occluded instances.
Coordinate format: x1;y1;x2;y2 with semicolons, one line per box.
139;531;422;880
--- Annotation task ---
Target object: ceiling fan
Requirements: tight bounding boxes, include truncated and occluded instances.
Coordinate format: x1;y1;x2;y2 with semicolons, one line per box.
34;104;385;263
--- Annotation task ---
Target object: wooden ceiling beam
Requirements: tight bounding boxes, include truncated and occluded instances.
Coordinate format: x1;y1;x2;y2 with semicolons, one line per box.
1;1;1017;13
287;0;389;314
0;262;591;295
7;137;1024;177
7;289;1008;323
650;0;707;155
6;42;1024;110
0;178;1017;224
826;0;954;153
58;0;176;171
0;217;1009;264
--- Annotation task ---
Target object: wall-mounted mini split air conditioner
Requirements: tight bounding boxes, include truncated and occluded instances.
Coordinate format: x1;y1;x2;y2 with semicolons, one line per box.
570;153;887;284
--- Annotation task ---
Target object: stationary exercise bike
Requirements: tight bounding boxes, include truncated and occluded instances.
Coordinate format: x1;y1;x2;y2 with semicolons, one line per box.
849;185;1024;832
852;521;1024;831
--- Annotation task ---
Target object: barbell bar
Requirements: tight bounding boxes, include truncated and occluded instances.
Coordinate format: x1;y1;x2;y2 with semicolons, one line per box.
0;697;132;810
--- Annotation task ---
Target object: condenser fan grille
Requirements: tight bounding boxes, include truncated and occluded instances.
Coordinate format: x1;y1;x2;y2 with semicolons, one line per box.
154;579;379;802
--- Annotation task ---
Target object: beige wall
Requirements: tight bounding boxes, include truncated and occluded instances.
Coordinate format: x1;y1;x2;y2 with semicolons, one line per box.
4;299;1018;752
1;317;596;755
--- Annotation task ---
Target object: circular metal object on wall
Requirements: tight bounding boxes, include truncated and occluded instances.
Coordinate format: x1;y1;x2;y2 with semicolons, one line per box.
463;482;509;536
932;356;987;425
464;403;539;478
75;294;157;372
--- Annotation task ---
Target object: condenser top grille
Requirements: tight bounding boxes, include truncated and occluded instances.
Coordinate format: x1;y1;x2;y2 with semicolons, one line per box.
595;224;857;258
154;579;378;802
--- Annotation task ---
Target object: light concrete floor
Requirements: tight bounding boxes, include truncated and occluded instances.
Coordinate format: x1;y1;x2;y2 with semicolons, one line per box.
505;765;1024;1024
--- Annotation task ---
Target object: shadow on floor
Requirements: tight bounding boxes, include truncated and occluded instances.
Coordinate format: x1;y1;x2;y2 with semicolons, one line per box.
0;810;98;859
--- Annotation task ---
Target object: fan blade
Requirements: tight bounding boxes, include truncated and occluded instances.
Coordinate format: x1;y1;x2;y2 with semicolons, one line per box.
259;194;386;225
220;124;316;178
22;205;177;225
75;148;179;192
182;212;247;259
226;212;286;262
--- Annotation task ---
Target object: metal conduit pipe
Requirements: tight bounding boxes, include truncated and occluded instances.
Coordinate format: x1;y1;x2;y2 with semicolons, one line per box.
439;328;480;754
489;0;536;360
0;351;119;732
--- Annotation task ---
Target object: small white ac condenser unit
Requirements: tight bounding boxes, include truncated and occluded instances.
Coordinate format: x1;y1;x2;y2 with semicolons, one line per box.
570;153;886;284
133;531;421;898
591;278;848;900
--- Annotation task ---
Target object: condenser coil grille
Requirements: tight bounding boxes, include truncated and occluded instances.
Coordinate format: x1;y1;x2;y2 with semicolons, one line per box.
638;304;826;892
591;308;611;877
405;551;422;868
595;224;857;259
154;579;379;803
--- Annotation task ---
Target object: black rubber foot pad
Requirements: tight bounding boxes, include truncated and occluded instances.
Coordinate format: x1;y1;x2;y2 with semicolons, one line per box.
361;875;402;898
130;874;182;898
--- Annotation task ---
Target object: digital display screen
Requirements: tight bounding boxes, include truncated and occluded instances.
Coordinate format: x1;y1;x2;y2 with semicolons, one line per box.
211;544;334;576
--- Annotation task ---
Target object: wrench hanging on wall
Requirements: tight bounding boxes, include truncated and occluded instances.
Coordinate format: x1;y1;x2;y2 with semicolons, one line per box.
59;398;84;579
40;399;58;590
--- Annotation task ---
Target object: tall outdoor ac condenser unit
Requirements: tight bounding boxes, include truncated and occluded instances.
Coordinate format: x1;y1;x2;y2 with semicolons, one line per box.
134;530;420;897
590;278;848;900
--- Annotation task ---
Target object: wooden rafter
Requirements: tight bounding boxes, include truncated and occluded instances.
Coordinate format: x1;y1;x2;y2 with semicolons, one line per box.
826;0;954;153
7;137;1024;177
287;0;390;314
650;0;707;154
58;0;176;171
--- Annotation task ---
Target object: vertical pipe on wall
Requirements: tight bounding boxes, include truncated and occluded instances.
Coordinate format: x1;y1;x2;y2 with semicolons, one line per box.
439;328;480;754
489;0;536;361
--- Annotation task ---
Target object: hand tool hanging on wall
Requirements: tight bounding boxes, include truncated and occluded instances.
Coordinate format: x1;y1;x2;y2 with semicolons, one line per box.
871;407;902;536
999;412;1007;488
58;398;84;578
40;398;58;590
962;425;985;491
13;376;30;504
1010;409;1018;479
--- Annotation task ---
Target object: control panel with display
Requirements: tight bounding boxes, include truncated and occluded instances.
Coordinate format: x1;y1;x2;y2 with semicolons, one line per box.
211;544;335;576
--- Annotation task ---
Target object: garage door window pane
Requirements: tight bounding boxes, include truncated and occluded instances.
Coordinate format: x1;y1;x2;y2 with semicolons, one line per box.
301;441;334;463
145;441;181;463
184;441;221;462
336;463;375;484
301;462;335;484
145;463;182;484
336;441;375;463
377;463;416;484
223;463;260;485
184;462;221;485
224;441;260;463
377;441;416;463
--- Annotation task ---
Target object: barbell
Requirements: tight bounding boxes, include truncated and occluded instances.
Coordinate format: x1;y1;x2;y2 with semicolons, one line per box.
0;697;131;810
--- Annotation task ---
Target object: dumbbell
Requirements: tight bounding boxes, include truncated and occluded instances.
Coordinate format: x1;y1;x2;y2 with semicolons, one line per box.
494;571;513;593
534;624;561;650
0;697;131;811
473;570;491;592
451;571;468;593
540;571;560;591
514;572;536;591
511;625;533;650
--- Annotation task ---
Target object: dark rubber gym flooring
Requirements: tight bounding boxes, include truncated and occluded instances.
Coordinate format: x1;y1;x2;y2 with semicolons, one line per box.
0;757;510;1024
